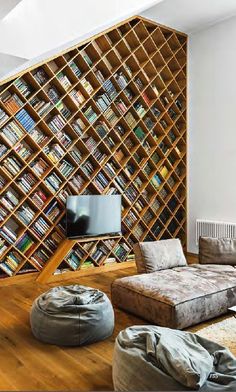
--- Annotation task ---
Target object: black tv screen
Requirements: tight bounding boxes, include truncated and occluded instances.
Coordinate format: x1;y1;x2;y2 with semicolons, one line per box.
66;195;122;239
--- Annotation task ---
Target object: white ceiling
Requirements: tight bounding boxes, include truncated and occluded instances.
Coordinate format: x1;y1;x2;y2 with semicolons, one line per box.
141;0;236;33
0;0;236;82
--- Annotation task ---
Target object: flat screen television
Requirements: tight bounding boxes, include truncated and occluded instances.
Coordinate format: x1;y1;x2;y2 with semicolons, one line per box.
66;195;122;239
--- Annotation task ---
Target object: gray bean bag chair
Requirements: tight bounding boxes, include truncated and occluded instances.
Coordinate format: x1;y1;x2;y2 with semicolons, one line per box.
113;325;236;391
30;285;114;346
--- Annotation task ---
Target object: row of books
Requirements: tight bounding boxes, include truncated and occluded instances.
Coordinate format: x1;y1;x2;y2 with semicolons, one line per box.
69;147;83;164
43;143;65;164
56;101;71;119
0;251;23;276
30;157;49;178
94;92;111;112
113;242;130;261
14;78;32;98
15;109;35;132
1;92;24;115
30;96;52;116
14;141;32;161
16;233;35;256
44;200;61;222
69;88;85;107
28;127;49;146
44;231;63;252
0;206;7;222
31;188;48;208
31;216;50;239
31;247;50;269
143;209;155;225
0;189;19;212
65;248;83;270
44;172;63;194
0;143;7;159
0;107;9;126
17;172;37;192
94;172;109;191
0;239;7;257
83;106;97;123
80;77;94;95
2;155;22;178
69;174;85;192
123;210;138;229
71;117;86;136
33;68;49;86
132;223;145;240
104;107;118;125
57;72;72;91
58;159;74;178
0;120;24;146
0;224;17;244
16;204;35;225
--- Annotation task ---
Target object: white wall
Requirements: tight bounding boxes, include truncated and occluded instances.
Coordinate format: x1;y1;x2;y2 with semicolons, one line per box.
188;15;236;253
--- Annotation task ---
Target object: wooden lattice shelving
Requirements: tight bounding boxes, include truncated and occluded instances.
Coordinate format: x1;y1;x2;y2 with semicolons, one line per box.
0;16;187;283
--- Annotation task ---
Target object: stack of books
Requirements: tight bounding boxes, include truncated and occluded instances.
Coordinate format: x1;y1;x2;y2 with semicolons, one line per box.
1;91;24;115
151;221;162;235
16;204;35;225
43;143;65;164
104;107;118;125
94;93;110;112
0;189;19;211
0;143;7;159
150;174;162;189
124;185;138;203
115;99;128;115
91;244;109;265
69;148;82;164
33;68;49;85
31;188;48;208
95;121;108;138
0;108;9;125
44;200;61;222
0;206;8;222
16;109;35;131
69;174;85;192
124;210;137;229
80;77;94;94
69;61;82;78
124;87;134;101
0;225;17;244
0;251;23;276
65;248;83;270
57;187;72;204
14;142;32;161
0;239;7;257
94;172;109;191
150;198;161;213
31;216;50;238
47;86;61;104
69;89;85;107
58;160;74;177
84;136;97;152
30;97;52;116
44;231;63;252
133;224;144;240
31;247;50;269
143;210;154;225
83;106;97;123
56;101;71;119
81;160;95;177
71;117;85;136
48;114;66;133
14;78;32;97
134;101;146;118
44;172;62;193
17;172;37;192
113;242;130;261
0;175;6;190
0;120;24;146
2;155;22;178
16;233;35;256
28;127;49;146
57;72;72;90
102;79;118;100
30;157;49;178
124;112;136;129
151;105;161;118
114;72;129;89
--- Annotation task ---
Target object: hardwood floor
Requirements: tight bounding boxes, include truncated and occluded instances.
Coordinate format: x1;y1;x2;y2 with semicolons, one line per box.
0;262;228;391
0;267;145;391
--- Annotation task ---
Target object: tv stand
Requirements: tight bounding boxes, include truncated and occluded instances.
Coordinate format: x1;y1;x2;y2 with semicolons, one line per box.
36;234;124;283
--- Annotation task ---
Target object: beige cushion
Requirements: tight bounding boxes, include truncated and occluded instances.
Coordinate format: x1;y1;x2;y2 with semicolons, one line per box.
134;238;187;273
199;237;236;265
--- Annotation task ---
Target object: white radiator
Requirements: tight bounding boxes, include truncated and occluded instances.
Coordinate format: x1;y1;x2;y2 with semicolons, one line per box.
196;219;236;245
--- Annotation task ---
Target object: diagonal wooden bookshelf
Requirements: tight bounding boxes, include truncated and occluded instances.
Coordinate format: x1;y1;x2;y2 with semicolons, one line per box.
0;16;187;283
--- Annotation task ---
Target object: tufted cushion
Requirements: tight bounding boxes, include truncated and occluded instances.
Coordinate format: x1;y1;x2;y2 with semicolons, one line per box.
30;285;114;346
199;237;236;265
134;238;187;273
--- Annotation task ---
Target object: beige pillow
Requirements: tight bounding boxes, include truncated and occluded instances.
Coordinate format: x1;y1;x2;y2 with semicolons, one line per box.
199;237;236;265
134;238;187;274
